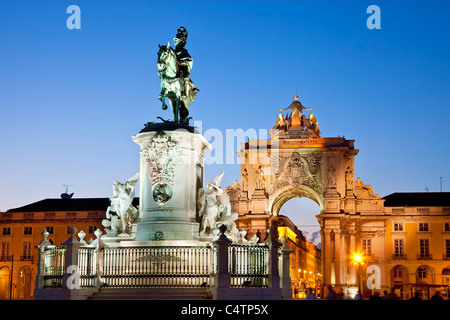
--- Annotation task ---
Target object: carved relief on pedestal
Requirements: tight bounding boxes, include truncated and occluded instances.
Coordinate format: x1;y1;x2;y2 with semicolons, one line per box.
268;152;323;196
143;132;182;206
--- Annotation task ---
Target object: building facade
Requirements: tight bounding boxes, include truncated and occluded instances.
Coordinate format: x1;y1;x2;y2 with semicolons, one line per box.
0;198;110;299
224;97;450;299
383;192;450;300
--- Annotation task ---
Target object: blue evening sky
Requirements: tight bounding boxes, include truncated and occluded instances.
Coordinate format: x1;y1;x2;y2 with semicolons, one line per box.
0;1;449;233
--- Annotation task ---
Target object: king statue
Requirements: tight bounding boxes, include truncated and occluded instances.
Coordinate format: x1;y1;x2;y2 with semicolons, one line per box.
157;27;199;124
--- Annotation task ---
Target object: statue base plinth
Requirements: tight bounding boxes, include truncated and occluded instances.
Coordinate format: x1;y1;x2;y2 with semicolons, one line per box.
132;122;211;242
135;218;200;242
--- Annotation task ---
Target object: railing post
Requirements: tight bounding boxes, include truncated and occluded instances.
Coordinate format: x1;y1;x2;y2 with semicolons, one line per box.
62;226;83;290
35;229;51;289
94;229;104;289
212;224;232;298
264;227;281;290
279;236;293;299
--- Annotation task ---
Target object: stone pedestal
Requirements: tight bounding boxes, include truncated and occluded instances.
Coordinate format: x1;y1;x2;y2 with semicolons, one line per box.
132;123;211;241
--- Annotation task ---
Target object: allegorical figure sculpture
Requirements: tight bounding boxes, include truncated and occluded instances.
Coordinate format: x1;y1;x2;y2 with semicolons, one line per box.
354;177;380;199
197;171;250;243
197;171;231;237
255;166;265;190
103;173;140;237
280;96;312;127
157;27;199;124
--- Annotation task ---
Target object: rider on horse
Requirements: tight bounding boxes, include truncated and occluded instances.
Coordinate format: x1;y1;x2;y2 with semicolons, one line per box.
157;27;199;124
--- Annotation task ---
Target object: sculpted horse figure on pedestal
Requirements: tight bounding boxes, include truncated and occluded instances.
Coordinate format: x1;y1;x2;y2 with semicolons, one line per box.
157;27;199;124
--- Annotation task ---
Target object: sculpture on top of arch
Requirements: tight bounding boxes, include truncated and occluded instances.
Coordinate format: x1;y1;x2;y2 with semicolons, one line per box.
272;96;321;138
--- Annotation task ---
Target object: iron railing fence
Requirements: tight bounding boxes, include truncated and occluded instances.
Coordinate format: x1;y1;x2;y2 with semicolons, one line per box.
101;246;213;288
78;247;97;288
228;244;269;288
41;243;270;289
43;247;65;288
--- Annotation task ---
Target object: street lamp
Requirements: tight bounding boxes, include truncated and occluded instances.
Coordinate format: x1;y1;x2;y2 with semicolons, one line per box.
353;253;365;296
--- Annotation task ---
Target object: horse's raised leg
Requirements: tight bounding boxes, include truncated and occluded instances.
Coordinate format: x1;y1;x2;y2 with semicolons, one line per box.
161;96;168;110
175;96;180;123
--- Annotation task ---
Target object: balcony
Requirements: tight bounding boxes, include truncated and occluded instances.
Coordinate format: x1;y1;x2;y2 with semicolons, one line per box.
417;254;433;260
392;254;407;260
0;255;13;261
20;256;34;262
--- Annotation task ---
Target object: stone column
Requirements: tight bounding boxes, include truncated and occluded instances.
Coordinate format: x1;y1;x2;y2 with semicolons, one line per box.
212;225;232;299
62;227;83;290
265;228;281;289
330;229;336;285
349;230;357;285
320;226;326;298
94;229;104;289
35;229;51;290
279;237;293;299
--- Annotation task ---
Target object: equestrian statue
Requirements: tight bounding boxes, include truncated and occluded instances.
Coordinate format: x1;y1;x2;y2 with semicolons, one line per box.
157;27;199;124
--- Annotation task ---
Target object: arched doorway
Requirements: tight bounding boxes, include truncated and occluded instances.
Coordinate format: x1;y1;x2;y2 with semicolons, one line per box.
442;267;450;286
271;188;323;299
416;265;434;284
414;265;434;300
0;267;10;300
391;265;409;299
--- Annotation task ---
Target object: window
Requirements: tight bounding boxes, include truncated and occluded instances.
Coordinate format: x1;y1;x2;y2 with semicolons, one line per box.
419;223;429;232
394;223;403;232
419;239;430;257
45;212;55;219
46;226;54;235
88;212;98;218
362;239;372;256
66;212;76;218
24;227;32;235
417;267;428;279
2;227;10;236
446;240;450;257
89;226;97;234
393;266;403;278
1;242;10;259
23;213;34;220
394;239;404;255
23;242;32;259
443;269;450;285
445;223;450;232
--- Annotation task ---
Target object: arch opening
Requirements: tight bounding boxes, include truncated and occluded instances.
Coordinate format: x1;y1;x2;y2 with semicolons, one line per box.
279;197;322;248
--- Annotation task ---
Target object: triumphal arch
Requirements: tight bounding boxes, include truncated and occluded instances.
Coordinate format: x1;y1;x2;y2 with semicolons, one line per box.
227;96;387;295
